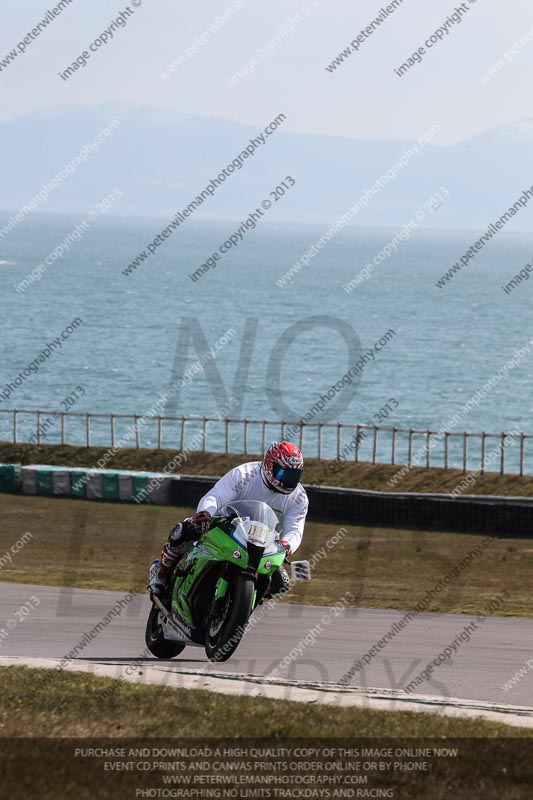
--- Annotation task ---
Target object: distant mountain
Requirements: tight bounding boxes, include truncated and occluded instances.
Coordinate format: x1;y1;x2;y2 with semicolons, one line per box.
1;103;532;230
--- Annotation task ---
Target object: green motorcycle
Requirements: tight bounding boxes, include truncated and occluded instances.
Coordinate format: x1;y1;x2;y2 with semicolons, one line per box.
145;500;287;662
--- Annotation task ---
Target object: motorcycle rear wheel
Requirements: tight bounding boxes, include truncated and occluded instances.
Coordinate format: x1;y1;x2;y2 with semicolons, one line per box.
145;604;186;659
205;578;254;662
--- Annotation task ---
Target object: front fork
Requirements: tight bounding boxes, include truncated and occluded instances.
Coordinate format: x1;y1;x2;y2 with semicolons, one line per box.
214;571;260;611
215;576;229;600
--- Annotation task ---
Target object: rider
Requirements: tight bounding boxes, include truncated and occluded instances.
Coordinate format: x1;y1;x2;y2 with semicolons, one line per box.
149;441;308;597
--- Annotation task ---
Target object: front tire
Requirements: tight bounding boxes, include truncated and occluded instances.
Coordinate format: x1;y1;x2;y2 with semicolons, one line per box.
205;578;254;662
145;604;186;659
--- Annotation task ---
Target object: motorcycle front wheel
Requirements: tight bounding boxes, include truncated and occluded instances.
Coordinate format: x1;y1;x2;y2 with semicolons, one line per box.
145;604;186;659
205;577;254;662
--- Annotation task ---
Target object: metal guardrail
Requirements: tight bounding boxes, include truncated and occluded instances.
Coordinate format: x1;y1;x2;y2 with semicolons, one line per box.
0;407;531;476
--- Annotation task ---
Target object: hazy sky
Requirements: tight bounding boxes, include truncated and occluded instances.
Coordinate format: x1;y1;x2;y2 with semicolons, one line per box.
1;0;533;145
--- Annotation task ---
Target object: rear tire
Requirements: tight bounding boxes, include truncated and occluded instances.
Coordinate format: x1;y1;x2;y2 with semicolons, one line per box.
145;604;186;659
205;578;254;662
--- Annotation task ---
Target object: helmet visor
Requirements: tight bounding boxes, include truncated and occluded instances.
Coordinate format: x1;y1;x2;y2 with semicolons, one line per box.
272;464;302;489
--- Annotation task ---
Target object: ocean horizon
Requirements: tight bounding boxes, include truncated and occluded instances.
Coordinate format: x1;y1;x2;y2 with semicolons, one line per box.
1;211;532;466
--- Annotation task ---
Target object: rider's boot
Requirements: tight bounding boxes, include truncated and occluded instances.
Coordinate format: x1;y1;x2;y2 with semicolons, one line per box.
264;565;290;600
149;523;185;596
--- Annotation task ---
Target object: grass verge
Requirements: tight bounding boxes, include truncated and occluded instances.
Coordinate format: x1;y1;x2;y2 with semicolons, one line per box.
2;441;533;496
1;494;531;616
1;666;533;799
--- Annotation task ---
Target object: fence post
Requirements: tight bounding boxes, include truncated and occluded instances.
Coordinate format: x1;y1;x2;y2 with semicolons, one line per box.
202;417;207;452
372;426;378;464
8;409;530;476
500;433;506;475
179;418;185;451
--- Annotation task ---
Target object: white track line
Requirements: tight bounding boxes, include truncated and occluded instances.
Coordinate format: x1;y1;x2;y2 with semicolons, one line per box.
3;655;533;730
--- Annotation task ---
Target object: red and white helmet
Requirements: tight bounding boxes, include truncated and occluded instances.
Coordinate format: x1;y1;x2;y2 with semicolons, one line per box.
261;442;304;494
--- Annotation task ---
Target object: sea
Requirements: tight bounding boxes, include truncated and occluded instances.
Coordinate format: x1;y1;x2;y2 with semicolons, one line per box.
0;212;532;471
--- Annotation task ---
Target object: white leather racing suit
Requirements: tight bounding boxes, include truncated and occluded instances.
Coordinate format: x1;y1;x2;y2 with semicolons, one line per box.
197;461;308;554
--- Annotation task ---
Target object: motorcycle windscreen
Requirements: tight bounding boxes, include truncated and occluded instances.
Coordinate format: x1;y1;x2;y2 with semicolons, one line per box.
222;500;279;549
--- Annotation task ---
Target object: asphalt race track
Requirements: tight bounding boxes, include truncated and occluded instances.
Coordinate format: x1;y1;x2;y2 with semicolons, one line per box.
2;582;533;715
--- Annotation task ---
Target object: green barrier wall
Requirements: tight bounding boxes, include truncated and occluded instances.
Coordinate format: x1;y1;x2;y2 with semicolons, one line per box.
102;472;120;501
0;464;20;493
71;469;88;498
132;474;150;503
35;467;55;495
